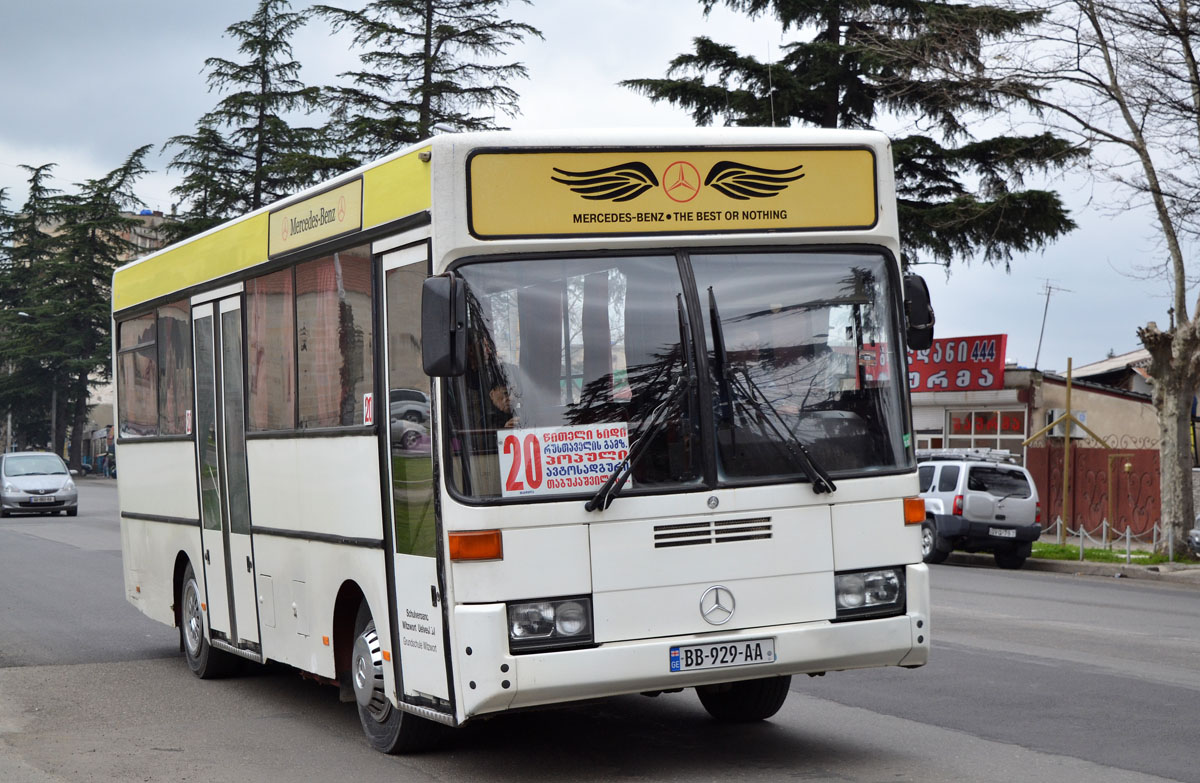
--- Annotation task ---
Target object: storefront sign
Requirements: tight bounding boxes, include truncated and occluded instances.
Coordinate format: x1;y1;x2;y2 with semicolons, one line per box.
907;334;1006;392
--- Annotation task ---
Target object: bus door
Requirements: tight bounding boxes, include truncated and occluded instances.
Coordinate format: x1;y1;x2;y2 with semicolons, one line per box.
381;242;450;707
192;296;260;650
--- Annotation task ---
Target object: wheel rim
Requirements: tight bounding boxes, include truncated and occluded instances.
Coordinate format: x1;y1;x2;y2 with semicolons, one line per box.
352;622;392;723
182;577;204;659
921;525;934;557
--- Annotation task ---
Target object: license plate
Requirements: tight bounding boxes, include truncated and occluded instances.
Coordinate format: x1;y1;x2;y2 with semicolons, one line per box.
670;638;775;672
29;495;56;504
989;527;1016;538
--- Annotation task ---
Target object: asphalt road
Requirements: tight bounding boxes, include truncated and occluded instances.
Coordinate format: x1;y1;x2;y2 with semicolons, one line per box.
0;479;1197;782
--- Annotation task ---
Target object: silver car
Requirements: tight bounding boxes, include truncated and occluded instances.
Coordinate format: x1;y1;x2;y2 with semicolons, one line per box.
0;452;78;517
917;449;1041;569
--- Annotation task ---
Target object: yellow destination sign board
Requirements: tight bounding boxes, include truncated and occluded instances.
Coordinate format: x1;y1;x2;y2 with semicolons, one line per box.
269;179;363;257
468;147;877;239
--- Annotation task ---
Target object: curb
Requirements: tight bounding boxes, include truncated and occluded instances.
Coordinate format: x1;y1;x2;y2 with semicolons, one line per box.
945;552;1200;587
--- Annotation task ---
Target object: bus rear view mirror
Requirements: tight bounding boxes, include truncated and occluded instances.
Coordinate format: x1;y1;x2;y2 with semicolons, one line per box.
903;274;935;351
421;274;467;377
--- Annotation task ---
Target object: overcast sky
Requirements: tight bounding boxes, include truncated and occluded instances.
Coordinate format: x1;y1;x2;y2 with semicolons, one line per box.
0;0;1174;373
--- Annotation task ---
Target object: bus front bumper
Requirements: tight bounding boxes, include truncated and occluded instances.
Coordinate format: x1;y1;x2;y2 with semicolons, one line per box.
453;564;930;720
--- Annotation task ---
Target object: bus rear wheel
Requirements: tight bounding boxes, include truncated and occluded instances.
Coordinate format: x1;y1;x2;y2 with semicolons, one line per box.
180;563;237;678
696;675;792;722
351;603;441;753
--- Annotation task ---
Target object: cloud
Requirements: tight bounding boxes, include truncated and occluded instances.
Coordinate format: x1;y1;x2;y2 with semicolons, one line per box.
0;0;1171;367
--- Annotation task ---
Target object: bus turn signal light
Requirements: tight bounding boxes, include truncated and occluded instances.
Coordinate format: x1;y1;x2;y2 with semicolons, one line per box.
904;497;925;525
449;530;503;561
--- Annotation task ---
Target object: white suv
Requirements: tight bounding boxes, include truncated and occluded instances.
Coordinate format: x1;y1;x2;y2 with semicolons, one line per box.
917;449;1042;569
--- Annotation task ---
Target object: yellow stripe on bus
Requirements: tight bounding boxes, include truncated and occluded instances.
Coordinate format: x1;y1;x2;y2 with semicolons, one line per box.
363;149;431;229
112;147;431;312
113;212;268;312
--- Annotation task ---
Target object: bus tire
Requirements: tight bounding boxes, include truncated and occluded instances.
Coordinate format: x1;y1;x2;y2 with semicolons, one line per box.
180;563;237;679
696;675;791;722
352;602;441;753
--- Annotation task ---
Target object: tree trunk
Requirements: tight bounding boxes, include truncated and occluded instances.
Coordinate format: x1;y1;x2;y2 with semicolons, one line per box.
1140;321;1198;556
52;386;68;459
419;0;435;139
1156;379;1193;556
68;378;87;471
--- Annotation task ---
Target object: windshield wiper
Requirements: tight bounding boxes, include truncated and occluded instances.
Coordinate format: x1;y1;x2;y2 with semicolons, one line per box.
731;369;837;494
707;287;734;425
707;288;836;494
584;372;693;512
586;296;696;513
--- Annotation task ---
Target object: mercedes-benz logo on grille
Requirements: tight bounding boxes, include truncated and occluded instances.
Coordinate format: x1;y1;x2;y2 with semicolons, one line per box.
700;585;735;625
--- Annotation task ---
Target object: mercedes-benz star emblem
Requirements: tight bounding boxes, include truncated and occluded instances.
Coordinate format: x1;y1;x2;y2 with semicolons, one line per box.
700;585;735;626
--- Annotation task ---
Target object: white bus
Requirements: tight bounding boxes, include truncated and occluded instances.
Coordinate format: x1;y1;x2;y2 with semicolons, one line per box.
113;128;935;753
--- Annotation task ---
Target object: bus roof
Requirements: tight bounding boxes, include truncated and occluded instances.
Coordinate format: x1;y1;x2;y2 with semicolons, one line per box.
113;127;895;314
112;140;432;313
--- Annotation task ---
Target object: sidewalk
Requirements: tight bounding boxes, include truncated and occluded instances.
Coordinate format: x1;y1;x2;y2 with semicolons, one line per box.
946;551;1200;588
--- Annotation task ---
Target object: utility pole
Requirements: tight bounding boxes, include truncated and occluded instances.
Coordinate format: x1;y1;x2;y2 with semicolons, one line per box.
1034;280;1071;370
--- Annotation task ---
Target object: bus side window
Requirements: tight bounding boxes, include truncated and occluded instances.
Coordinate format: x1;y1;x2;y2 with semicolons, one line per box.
297;245;374;428
117;300;193;439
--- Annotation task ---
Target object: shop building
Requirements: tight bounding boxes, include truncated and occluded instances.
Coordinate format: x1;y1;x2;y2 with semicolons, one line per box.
909;336;1166;535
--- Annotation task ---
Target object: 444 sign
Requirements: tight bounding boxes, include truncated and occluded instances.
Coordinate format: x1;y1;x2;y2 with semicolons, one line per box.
906;334;1007;393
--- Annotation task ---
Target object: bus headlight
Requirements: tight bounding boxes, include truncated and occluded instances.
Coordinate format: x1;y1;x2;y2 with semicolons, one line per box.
507;596;593;653
833;568;905;621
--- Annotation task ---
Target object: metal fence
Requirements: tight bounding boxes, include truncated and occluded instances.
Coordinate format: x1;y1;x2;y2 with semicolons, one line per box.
1040;516;1181;563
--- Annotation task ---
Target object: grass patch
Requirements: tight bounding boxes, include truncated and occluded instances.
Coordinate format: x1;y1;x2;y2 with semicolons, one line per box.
1031;541;1194;565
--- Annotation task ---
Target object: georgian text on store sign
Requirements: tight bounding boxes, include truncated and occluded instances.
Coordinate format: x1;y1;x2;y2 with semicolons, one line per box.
906;334;1007;393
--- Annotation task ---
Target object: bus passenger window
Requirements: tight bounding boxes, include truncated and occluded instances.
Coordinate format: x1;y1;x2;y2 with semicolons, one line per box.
117;314;158;438
296;245;373;428
157;300;192;435
247;268;296;431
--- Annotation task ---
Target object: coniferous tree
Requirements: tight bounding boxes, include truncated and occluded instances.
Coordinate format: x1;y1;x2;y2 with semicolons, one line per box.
0;165;65;451
163;123;246;242
0;187;16;451
51;146;151;466
622;0;1082;269
316;0;542;164
166;0;344;240
0;150;150;461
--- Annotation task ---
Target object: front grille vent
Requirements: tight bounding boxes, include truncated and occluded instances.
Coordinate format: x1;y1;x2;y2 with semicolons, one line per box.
653;517;772;548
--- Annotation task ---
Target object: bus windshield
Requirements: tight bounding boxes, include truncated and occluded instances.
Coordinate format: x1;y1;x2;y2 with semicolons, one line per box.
444;250;910;501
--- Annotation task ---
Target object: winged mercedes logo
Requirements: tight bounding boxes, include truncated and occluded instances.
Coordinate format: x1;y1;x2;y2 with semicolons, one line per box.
704;161;805;200
550;162;660;202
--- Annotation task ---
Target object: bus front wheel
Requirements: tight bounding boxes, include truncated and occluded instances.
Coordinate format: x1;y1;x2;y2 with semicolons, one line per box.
351;603;441;753
180;563;237;678
696;675;791;722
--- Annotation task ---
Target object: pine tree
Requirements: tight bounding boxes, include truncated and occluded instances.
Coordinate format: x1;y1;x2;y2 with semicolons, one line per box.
0;187;17;451
622;0;1082;268
50;146;152;466
315;0;542;164
163;123;246;243
166;0;344;240
0;164;66;451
